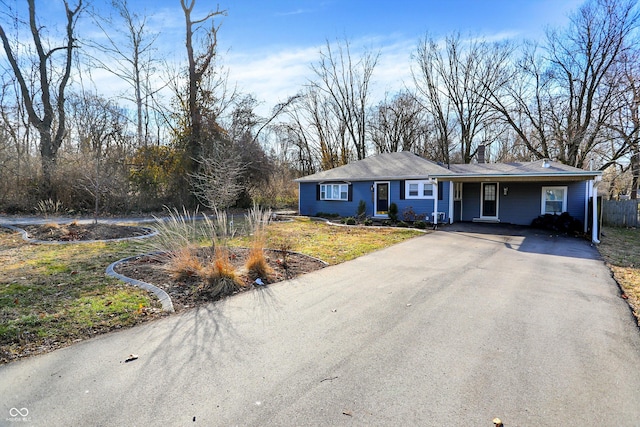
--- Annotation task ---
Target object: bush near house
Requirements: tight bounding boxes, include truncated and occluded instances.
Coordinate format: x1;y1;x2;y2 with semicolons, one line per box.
531;212;583;234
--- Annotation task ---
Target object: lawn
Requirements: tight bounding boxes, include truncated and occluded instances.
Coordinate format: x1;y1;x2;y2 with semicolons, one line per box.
0;217;423;363
598;226;640;325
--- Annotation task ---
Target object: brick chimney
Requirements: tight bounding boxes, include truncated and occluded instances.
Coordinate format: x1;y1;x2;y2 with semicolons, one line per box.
477;144;485;164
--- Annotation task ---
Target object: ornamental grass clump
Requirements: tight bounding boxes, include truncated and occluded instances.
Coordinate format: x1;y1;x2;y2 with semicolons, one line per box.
197;210;244;298
145;207;244;300
244;204;273;281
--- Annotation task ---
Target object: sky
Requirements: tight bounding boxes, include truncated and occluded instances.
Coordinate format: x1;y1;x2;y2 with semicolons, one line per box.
2;0;585;115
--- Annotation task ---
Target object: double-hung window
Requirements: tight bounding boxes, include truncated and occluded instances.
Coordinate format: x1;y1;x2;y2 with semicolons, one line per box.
541;186;568;214
405;180;435;199
320;183;349;201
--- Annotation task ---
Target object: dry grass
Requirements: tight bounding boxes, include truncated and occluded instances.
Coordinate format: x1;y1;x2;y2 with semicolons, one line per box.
245;241;273;280
598;226;640;325
164;246;204;280
243;204;274;281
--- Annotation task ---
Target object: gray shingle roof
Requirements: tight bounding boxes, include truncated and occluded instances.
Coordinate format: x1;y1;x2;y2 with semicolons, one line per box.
295;153;601;182
295;152;452;182
441;159;600;178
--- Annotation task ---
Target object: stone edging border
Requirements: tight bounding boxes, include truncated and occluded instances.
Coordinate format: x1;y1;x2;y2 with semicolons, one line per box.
0;223;158;244
106;254;175;313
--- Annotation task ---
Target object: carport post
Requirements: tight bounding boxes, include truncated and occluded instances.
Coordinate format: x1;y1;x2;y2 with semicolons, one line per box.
591;177;601;244
433;178;438;227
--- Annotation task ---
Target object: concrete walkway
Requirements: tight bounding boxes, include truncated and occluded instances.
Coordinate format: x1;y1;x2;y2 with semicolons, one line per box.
1;225;639;426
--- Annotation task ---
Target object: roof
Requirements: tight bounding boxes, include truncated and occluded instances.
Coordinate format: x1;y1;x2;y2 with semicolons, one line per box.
435;159;601;182
295;153;601;183
294;151;451;182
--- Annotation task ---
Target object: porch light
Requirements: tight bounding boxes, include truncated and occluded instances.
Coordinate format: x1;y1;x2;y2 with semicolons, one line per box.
503;187;508;196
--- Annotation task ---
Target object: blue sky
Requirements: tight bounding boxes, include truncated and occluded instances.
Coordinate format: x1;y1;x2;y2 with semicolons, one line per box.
5;0;585;113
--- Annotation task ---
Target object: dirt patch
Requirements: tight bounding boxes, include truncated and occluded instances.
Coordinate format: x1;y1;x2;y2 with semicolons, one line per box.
20;222;154;241
114;247;327;311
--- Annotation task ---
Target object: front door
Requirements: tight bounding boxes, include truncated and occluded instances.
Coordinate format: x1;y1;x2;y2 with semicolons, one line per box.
481;183;498;218
375;182;389;215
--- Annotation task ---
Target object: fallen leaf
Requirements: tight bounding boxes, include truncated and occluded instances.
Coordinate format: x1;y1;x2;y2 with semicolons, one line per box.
125;354;139;362
342;411;352;417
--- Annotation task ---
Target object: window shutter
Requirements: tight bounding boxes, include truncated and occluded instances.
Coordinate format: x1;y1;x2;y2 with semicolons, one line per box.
316;184;320;201
348;184;353;201
399;180;405;200
438;181;443;200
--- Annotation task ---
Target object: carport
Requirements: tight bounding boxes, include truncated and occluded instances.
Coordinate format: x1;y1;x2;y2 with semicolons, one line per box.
432;159;602;243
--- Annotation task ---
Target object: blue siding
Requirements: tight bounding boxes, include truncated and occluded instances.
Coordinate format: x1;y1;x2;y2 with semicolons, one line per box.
457;181;588;225
299;181;373;217
299;180;452;222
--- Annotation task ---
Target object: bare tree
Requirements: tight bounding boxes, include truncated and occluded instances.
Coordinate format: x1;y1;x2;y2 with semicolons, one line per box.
310;39;378;161
606;49;640;197
369;90;427;155
413;33;512;163
180;0;227;167
87;0;159;147
545;0;639;168
189;147;247;210
0;0;83;196
484;0;640;169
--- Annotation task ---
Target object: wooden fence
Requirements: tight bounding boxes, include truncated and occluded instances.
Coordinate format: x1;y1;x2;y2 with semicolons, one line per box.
602;199;640;227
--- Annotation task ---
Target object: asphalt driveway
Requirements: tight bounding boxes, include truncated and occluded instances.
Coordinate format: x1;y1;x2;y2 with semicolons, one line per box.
1;224;639;426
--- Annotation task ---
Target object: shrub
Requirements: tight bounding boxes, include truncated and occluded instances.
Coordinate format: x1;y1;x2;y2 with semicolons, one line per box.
315;212;340;219
343;217;356;225
356;200;366;219
396;221;409;228
414;220;427;229
530;212;583;234
363;218;373;226
388;203;399;222
402;206;417;222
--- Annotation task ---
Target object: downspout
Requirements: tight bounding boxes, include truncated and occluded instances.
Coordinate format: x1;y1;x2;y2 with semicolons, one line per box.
591;177;601;244
298;182;302;215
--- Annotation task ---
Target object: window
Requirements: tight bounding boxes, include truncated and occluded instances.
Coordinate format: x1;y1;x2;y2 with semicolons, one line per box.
320;183;349;201
454;182;463;201
541;186;567;214
405;180;435;199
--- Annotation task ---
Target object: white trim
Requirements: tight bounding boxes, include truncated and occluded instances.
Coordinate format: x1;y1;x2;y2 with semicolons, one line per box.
480;182;499;220
320;183;349;201
541;186;568;215
404;179;436;199
374;181;391;217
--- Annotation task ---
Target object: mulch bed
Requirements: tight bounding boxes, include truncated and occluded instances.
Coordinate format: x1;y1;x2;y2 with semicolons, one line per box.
20;222;153;241
114;247;327;311
13;222;327;311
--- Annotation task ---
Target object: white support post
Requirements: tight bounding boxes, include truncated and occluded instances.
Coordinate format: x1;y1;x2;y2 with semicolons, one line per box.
591;177;601;244
449;181;454;224
433;179;438;227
